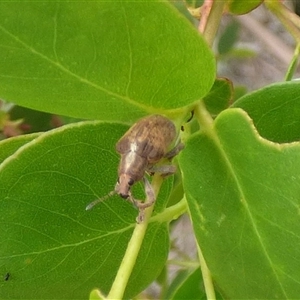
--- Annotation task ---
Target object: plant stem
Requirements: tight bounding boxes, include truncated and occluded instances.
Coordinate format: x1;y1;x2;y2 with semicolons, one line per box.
168;259;199;268
197;243;216;300
266;0;300;43
150;196;187;223
106;174;163;299
194;101;216;300
201;0;226;47
265;1;300;79
195;100;214;132
285;43;300;81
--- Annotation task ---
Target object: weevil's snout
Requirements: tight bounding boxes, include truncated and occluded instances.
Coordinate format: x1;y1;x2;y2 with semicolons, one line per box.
119;192;129;199
116;174;135;199
115;182;129;199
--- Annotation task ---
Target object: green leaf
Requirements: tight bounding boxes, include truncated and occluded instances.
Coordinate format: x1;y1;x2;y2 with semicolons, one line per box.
217;20;240;55
0;121;172;299
228;0;263;14
89;289;105;300
285;45;300;81
203;78;232;116
0;133;40;164
232;85;247;102
166;267;224;299
166;268;206;299
179;108;300;298
233;81;300;143
221;47;257;60
170;0;197;24
184;0;204;8
10;106;53;133
0;1;215;121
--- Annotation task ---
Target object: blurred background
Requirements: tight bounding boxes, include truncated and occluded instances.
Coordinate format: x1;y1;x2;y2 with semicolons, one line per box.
217;0;300;91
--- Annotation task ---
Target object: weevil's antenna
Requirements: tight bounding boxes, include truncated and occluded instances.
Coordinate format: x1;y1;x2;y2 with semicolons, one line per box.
86;190;116;210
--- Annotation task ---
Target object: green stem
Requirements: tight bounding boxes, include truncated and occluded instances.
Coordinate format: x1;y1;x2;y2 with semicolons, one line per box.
194;101;216;300
266;0;300;43
197;243;216;300
107;174;163;299
285;43;300;81
150;196;187;223
202;0;226;47
195;100;214;132
168;259;199;268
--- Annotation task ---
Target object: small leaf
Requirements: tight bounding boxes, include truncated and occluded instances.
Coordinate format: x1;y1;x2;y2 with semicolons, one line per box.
170;0;197;24
0;121;172;299
10;106;53;133
228;0;263;14
179;108;300;298
203;78;232;116
233;81;300;143
184;0;204;8
232;85;247;102
89;289;106;300
166;267;224;299
166;268;205;299
217;20;240;55
0;1;215;121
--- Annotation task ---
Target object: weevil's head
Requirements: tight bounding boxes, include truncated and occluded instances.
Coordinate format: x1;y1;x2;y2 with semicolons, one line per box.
115;173;135;199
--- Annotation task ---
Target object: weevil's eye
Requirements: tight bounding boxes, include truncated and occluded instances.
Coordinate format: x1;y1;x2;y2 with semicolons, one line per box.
128;178;134;186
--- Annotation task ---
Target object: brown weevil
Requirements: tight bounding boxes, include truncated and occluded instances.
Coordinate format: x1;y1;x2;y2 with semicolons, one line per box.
86;114;184;222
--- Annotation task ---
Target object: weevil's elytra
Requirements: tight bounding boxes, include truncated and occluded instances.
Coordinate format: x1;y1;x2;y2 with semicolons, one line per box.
116;116;176;161
86;114;184;222
116;115;176;173
115;115;178;201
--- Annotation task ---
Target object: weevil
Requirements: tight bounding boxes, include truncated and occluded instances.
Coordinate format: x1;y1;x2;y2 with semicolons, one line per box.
86;114;184;222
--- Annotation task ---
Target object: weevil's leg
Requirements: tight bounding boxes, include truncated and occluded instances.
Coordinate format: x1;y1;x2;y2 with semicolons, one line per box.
136;210;144;223
138;177;156;208
164;142;184;160
126;177;156;223
126;191;140;209
137;177;156;223
125;193;147;223
146;164;177;177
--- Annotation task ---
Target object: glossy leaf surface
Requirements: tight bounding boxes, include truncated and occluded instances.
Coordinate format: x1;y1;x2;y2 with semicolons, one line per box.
203;78;232;116
0;1;215;121
0;133;40;164
228;0;263;14
233;81;300;143
0;122;172;299
179;109;300;298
